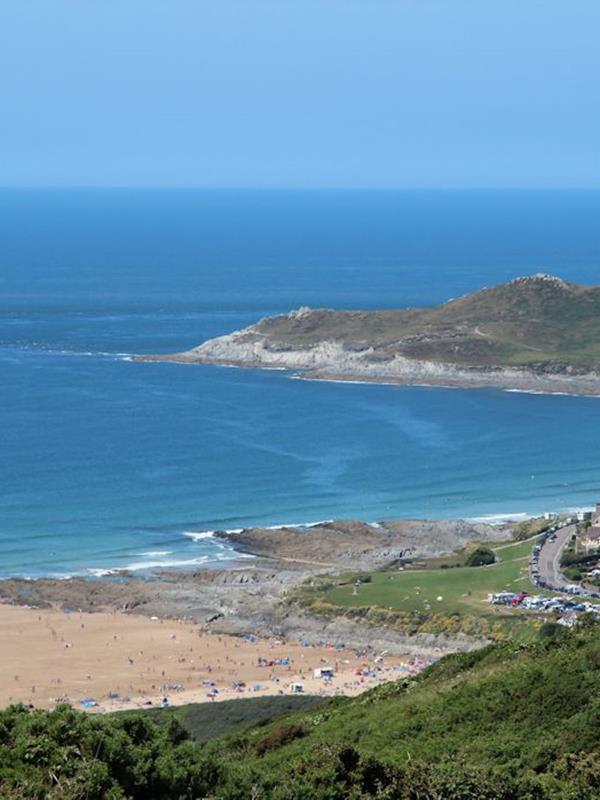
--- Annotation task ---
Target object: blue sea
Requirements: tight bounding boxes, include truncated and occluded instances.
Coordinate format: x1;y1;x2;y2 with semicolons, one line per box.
2;189;600;578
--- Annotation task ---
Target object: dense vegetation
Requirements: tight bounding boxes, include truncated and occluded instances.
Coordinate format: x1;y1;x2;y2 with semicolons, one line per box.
560;538;600;585
4;623;600;798
0;705;218;799
136;694;327;743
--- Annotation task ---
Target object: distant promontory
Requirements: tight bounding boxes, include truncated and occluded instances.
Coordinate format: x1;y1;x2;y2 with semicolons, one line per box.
136;274;600;395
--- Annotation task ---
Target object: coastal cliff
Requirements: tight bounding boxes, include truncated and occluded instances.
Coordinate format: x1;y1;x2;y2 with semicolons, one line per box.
138;274;600;394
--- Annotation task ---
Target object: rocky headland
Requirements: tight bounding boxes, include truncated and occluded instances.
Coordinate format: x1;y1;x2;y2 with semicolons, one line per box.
136;275;600;395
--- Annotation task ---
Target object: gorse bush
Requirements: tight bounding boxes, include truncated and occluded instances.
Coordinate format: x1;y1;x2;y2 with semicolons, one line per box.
254;722;307;755
0;704;221;800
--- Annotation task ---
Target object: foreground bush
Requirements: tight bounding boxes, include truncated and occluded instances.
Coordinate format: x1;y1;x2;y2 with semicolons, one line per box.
0;704;221;799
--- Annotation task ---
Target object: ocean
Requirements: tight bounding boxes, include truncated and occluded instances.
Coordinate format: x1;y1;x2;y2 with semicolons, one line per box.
2;188;600;578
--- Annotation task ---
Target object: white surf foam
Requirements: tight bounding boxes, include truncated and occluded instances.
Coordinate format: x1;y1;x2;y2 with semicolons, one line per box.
86;553;233;575
467;511;532;524
183;530;219;541
564;505;594;515
504;388;573;397
184;519;334;541
86;567;121;577
32;348;133;359
469;504;595;524
254;520;332;531
123;556;215;571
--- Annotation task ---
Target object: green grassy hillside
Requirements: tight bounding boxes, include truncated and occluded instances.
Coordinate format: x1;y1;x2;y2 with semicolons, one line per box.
3;624;600;798
253;274;600;372
324;537;533;613
289;536;545;640
199;623;600;798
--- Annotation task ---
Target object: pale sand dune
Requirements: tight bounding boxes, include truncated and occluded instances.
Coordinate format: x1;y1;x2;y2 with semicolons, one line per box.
0;604;419;712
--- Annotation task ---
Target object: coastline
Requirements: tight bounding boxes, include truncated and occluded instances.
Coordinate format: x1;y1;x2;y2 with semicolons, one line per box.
0;515;509;712
4;509;587;581
134;351;600;398
7;506;585;717
299;368;600;397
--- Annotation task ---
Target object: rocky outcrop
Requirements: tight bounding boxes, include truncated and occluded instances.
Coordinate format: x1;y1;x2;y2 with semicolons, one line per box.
214;518;508;571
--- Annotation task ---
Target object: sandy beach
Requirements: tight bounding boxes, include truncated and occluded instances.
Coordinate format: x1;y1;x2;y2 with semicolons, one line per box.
0;603;425;713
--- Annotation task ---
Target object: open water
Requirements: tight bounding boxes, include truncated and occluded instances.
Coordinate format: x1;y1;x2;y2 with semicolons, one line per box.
2;189;600;576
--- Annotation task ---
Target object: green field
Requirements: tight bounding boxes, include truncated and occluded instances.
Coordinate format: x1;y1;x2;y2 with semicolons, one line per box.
288;536;549;638
325;537;535;617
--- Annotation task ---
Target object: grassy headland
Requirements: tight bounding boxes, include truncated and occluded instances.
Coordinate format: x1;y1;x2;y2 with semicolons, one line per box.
244;274;600;371
141;275;600;394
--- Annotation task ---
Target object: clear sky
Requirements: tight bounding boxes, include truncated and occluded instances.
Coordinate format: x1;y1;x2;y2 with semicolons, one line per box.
1;0;599;188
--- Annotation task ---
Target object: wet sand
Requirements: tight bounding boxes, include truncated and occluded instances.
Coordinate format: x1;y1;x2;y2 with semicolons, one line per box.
0;603;426;712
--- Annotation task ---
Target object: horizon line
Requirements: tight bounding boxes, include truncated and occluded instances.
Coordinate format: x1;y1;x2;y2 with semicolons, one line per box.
1;185;600;192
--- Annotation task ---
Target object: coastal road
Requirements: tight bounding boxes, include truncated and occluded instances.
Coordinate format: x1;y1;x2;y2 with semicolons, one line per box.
537;525;575;590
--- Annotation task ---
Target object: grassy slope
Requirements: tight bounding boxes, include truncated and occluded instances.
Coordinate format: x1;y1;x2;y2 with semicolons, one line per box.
253;276;600;371
291;537;543;639
203;625;600;797
257;633;600;764
134;695;327;742
326;538;533;615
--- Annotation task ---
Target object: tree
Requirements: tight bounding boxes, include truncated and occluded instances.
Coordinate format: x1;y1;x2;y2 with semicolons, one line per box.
465;547;496;567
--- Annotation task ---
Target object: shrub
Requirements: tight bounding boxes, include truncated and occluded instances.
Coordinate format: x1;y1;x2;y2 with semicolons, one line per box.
512;516;552;541
538;622;565;640
563;566;583;582
254;723;307;755
465;547;496;567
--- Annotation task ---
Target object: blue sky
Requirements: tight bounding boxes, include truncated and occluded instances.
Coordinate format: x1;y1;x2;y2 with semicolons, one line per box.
1;0;598;188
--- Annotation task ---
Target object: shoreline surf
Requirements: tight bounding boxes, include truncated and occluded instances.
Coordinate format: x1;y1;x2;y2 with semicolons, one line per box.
2;506;589;582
